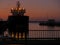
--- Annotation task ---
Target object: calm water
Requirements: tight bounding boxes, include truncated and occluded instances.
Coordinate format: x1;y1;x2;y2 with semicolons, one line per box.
29;23;60;30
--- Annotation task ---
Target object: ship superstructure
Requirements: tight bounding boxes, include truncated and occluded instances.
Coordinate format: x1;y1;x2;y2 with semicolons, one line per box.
11;1;26;16
8;1;29;39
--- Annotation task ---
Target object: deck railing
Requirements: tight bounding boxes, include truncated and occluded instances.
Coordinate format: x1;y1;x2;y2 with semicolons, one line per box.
0;30;60;44
29;30;60;39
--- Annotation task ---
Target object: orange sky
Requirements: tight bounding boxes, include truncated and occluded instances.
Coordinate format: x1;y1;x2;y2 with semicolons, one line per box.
0;0;60;21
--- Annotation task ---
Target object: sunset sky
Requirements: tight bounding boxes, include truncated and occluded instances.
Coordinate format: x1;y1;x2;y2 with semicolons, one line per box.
0;0;60;21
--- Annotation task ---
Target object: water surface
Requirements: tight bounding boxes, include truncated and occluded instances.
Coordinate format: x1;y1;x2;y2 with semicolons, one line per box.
29;23;60;38
29;23;60;30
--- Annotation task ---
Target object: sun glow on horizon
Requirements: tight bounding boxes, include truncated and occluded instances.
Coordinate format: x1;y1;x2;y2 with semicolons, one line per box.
0;0;60;21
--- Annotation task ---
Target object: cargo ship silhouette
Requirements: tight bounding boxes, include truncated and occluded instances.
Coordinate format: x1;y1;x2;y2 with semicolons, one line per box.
39;19;60;26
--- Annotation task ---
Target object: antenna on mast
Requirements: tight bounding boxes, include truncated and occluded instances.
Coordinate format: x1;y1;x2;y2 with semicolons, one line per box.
17;1;20;9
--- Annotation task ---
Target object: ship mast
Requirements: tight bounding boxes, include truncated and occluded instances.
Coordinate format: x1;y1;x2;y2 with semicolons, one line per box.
17;1;20;11
11;1;26;16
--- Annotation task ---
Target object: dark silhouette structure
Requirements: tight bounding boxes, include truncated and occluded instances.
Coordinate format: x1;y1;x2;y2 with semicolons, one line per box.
39;19;60;26
0;1;29;41
11;1;25;16
0;20;7;35
8;1;29;39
